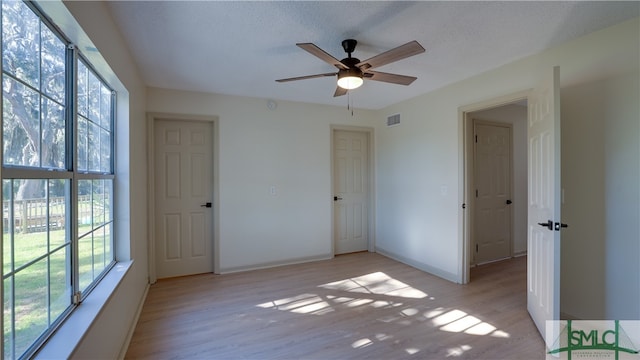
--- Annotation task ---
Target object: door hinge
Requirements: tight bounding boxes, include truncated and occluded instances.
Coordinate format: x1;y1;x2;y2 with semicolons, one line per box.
462;203;466;209
73;291;82;305
476;244;478;252
475;189;478;197
475;135;478;143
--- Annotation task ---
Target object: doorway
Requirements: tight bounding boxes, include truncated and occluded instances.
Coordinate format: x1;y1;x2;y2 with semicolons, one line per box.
147;113;219;283
331;126;375;255
460;68;562;340
461;94;529;281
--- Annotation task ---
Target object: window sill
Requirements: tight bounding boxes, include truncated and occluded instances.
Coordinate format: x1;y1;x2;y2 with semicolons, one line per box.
34;260;133;359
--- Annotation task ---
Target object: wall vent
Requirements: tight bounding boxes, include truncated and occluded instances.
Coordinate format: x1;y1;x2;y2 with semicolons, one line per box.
387;113;401;127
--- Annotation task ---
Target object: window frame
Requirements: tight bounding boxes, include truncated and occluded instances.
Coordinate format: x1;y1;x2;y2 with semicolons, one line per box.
73;54;116;301
0;1;117;358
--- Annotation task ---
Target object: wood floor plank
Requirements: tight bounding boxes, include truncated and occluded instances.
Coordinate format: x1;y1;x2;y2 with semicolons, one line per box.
125;253;544;359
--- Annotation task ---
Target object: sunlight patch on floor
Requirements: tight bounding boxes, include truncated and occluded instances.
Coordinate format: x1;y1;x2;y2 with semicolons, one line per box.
257;272;422;316
401;307;419;316
318;272;428;299
256;293;333;315
430;308;510;338
446;344;472;357
256;274;511;347
405;347;420;354
351;338;373;348
440;315;482;332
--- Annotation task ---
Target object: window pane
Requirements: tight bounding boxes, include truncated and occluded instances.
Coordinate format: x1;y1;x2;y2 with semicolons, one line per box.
77;60;88;117
87;70;100;124
104;179;113;223
49;179;68;249
93;226;106;275
100;129;111;172
13;179;47;269
77;59;113;175
40;25;65;103
3;179;13;275
104;222;113;267
77;178;114;294
92;179;104;226
3;178;72;359
4;277;14;359
77;232;92;292
41;97;65;169
1;0;40;89
14;259;48;357
2;76;40;167
87;120;100;172
78;179;91;237
100;84;111;130
49;246;72;321
77;117;87;171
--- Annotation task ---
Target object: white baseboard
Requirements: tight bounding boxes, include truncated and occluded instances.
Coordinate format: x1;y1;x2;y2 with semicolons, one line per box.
220;254;334;274
118;282;150;359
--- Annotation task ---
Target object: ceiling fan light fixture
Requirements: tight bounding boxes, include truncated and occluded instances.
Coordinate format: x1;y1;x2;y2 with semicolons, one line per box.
337;69;363;90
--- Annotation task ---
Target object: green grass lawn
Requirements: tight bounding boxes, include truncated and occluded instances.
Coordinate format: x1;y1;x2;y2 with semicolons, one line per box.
3;223;112;358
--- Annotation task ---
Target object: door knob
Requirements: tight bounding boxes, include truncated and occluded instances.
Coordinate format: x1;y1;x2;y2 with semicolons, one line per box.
334;196;343;201
506;199;512;205
200;202;212;208
537;220;553;230
554;222;568;231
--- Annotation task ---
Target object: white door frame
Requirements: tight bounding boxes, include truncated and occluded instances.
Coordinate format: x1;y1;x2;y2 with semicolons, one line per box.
458;90;529;284
147;113;219;283
330;125;376;254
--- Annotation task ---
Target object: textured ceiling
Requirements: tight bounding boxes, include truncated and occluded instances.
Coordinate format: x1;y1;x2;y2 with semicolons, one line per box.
106;1;639;110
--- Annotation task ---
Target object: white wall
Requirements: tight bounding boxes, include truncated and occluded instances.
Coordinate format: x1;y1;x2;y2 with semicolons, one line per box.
146;90;377;272
58;1;149;358
561;70;640;319
374;17;639;320
469;104;528;256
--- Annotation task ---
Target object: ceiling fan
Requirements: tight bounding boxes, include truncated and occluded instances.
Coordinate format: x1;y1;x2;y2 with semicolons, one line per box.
276;39;425;97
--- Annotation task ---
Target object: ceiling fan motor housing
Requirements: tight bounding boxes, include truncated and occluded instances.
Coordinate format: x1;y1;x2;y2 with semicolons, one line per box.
338;67;363;79
342;39;358;55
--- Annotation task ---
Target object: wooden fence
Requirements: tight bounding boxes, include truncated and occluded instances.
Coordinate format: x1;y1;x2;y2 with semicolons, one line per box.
2;195;100;233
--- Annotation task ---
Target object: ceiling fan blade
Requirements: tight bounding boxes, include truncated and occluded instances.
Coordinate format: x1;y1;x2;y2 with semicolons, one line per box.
276;72;337;83
333;86;348;97
364;70;417;85
357;41;425;70
297;43;350;70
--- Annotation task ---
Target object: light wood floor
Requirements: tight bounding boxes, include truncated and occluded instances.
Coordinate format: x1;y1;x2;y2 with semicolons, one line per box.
125;253;544;359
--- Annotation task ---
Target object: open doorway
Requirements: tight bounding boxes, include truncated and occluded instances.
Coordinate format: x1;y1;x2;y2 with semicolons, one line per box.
460;94;528;283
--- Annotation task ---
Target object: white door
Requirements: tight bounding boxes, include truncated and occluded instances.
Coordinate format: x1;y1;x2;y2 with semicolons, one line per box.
527;66;561;341
333;130;369;254
154;120;214;278
474;122;512;264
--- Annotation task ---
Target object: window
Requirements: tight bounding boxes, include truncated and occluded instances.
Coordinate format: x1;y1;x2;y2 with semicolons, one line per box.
1;1;115;359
